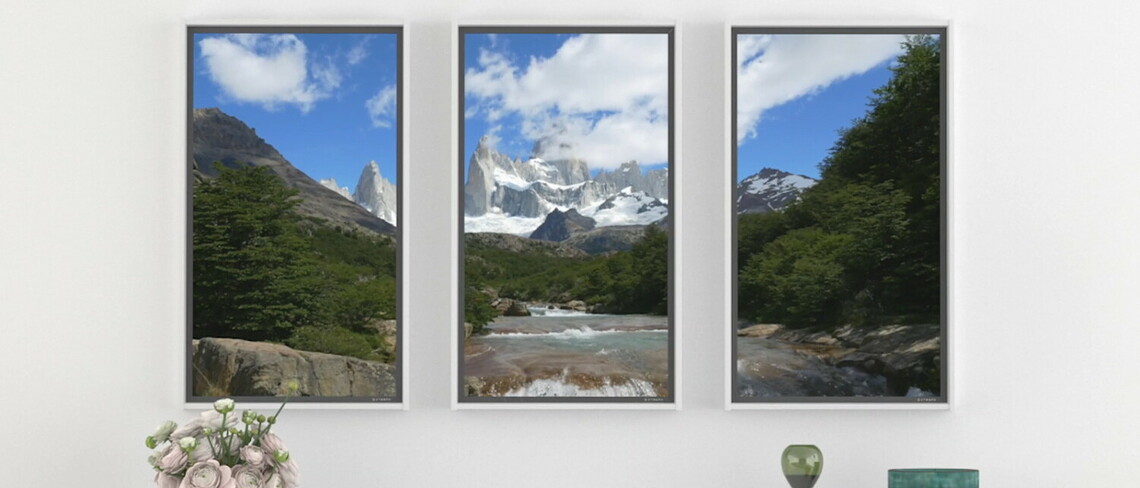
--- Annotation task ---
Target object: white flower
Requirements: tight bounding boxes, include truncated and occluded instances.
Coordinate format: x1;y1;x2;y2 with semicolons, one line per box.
179;460;236;488
153;420;178;444
179;437;199;452
240;446;267;467
213;398;236;414
231;465;264;488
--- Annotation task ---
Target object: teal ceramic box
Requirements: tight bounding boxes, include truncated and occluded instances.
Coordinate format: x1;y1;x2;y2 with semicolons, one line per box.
888;469;978;488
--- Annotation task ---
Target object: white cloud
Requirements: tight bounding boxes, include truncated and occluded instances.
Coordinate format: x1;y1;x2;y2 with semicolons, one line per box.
198;34;341;113
736;34;905;144
366;84;397;128
346;39;369;65
465;34;669;169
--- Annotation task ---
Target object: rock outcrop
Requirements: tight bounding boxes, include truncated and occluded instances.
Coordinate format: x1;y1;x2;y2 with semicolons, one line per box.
465;232;587;258
192;337;396;398
529;208;596;242
562;225;647;254
740;322;942;394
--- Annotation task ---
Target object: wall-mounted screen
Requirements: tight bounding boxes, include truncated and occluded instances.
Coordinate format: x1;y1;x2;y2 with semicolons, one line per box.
187;27;403;404
731;27;947;405
458;26;675;404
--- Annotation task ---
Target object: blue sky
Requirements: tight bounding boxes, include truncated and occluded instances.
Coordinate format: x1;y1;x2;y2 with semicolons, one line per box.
192;32;399;193
463;32;670;178
736;34;918;181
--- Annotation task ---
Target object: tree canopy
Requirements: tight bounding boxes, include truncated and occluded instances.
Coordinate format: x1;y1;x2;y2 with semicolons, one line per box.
738;35;942;328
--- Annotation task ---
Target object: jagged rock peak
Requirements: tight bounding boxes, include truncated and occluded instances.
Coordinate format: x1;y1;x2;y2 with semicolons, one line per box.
354;160;398;225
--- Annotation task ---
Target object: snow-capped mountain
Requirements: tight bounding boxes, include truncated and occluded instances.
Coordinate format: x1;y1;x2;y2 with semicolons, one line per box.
736;168;817;214
353;161;398;226
319;178;353;201
464;135;668;235
588;187;668;227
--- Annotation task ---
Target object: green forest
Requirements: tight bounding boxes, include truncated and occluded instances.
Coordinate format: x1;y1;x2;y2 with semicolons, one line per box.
464;226;668;333
192;164;398;362
738;35;942;330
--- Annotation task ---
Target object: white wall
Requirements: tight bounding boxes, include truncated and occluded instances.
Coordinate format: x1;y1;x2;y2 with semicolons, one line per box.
2;0;1139;486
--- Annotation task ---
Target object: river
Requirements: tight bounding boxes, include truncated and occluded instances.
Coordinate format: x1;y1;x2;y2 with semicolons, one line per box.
736;336;892;397
464;309;669;397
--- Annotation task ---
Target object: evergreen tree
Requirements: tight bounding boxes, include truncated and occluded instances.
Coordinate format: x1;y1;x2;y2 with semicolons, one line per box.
192;164;321;341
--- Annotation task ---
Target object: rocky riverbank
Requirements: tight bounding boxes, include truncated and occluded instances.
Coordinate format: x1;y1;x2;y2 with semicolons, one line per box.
738;322;941;395
193;337;396;398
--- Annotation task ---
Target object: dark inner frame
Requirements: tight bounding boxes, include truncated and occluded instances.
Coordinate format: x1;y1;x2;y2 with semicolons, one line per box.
730;26;949;404
456;25;676;404
186;25;404;404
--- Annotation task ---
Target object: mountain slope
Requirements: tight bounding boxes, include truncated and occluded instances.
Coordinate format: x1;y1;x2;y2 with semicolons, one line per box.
192;108;395;235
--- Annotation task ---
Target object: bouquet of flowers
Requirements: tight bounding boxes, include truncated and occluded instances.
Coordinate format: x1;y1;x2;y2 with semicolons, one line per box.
145;395;299;488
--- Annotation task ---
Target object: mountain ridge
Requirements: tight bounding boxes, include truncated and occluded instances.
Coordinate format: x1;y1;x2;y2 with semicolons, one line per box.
192;108;396;235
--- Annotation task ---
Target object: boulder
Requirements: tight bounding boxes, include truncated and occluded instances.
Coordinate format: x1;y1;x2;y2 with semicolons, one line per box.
193;337;396;398
492;298;531;316
737;323;783;338
565;300;588;312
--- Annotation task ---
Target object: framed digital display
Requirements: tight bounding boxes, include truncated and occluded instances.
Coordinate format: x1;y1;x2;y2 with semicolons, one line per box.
187;26;405;406
729;27;949;407
455;25;677;406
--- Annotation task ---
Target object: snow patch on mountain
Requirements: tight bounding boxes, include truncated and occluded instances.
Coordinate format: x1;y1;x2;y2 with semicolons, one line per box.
583;188;668;227
736;168;817;214
464;213;547;236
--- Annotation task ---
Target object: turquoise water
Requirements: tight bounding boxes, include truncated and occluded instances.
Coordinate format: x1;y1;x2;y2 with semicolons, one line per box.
465;314;669;397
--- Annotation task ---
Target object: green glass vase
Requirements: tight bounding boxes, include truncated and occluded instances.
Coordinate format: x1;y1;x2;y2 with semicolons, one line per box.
781;445;823;488
888;469;978;488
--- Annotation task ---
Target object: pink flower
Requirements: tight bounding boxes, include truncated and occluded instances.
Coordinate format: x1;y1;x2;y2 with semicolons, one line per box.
231;465;264;488
157;445;189;475
240;446;267;467
258;434;287;455
261;473;283;488
276;459;300;488
179;460;235;488
155;472;182;488
258;434;298;488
